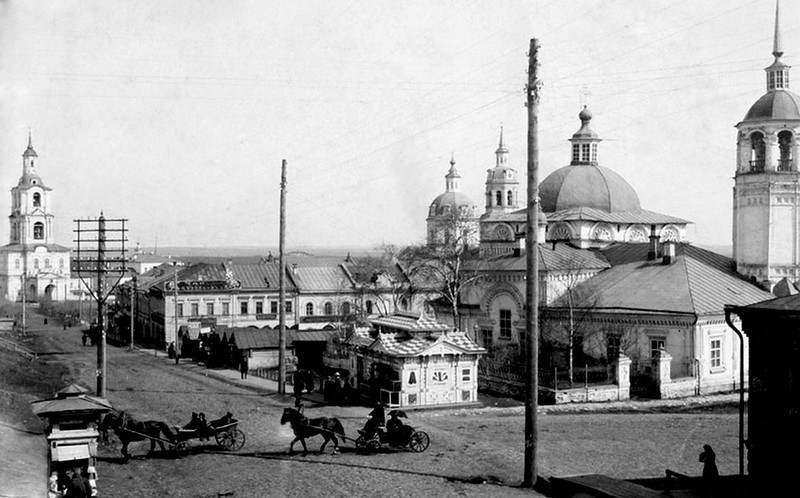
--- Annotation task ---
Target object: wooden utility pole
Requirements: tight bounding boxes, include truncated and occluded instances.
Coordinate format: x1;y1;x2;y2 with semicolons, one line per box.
278;159;287;395
523;37;541;489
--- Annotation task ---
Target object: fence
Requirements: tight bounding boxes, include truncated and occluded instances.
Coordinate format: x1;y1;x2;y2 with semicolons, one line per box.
479;361;611;393
0;336;37;361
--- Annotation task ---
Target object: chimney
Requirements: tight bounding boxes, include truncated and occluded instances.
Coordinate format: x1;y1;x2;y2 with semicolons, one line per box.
647;225;659;261
662;241;676;265
291;263;298;275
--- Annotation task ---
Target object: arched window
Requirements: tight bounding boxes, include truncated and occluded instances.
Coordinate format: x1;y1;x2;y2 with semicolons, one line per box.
507;190;513;206
33;222;44;239
342;302;351;315
400;297;408;310
305;303;314;316
324;302;333;315
408;371;417;385
750;132;765;172
45;258;51;268
495;191;502;206
33;193;41;207
778;131;793;171
34;258;39;269
365;300;373;314
15;259;20;269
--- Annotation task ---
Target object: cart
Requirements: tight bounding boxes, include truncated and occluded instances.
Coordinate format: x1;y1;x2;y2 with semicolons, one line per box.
171;418;246;456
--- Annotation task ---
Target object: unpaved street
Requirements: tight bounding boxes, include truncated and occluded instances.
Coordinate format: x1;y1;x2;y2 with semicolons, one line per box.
2;317;742;497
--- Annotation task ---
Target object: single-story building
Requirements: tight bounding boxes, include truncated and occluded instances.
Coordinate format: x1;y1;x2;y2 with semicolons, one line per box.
344;311;486;408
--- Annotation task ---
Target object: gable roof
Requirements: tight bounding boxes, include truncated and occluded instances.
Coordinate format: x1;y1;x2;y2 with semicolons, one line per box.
548;243;773;316
370;311;450;333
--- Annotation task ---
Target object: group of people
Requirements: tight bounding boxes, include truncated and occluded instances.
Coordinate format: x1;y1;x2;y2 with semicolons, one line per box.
52;467;92;498
359;403;409;445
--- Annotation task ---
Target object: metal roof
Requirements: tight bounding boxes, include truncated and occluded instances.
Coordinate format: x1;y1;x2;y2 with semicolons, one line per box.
348;326;485;357
548;243;773;316
544;207;690;225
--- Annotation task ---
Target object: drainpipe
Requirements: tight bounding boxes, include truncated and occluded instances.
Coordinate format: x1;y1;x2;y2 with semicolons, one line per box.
724;307;746;477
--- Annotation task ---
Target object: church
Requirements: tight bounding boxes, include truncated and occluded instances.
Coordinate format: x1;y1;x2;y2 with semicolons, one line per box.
0;135;73;302
422;8;795;399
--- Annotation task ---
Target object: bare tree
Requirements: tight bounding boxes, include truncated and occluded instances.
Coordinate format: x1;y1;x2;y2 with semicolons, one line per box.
399;210;481;329
347;244;413;318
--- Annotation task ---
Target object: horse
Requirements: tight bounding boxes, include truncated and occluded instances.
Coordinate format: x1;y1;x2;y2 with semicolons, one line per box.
280;406;345;456
98;411;176;460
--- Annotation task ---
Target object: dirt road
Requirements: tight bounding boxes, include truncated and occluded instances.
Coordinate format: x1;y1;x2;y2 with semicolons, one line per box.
1;316;743;497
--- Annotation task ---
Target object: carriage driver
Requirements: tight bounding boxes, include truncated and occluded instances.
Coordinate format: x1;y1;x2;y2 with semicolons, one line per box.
359;403;385;439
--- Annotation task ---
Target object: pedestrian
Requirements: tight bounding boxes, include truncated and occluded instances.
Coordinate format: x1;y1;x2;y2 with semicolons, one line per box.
81;333;87;347
240;354;249;379
167;342;175;359
699;444;719;479
293;370;304;407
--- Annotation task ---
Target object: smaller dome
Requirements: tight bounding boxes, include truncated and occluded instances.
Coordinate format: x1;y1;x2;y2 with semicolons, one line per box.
578;106;592;122
743;90;800;121
428;192;477;218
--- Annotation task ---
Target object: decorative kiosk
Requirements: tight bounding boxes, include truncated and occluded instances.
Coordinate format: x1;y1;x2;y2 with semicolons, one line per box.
31;384;112;498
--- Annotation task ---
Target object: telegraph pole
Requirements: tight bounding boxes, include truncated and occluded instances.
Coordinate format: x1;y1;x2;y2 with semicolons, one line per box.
129;273;137;349
523;38;541;489
73;214;128;398
278;159;287;395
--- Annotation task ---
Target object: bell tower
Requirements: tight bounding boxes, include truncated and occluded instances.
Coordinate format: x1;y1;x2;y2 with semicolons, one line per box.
484;126;520;215
733;0;800;289
9;133;55;246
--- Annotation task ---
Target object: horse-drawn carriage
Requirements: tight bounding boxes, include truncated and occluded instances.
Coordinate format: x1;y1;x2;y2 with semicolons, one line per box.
355;409;430;453
99;410;245;459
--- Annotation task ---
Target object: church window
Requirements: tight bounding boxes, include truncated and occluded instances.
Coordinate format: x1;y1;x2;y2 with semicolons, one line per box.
33;193;41;207
324;302;333;315
45;258;51;268
34;258;39;269
572;144;580;163
507;190;513;206
710;338;723;370
499;309;512;339
341;301;351;315
495;191;502;206
33;222;44;240
778;131;793;171
650;338;665;358
481;329;493;350
750;132;765;172
581;143;590;161
591;143;598;162
306;302;314;316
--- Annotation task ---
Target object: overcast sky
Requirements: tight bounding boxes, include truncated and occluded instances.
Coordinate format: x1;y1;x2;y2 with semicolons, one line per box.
0;0;796;251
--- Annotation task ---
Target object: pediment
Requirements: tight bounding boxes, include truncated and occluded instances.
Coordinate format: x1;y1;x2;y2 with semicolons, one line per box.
418;338;473;356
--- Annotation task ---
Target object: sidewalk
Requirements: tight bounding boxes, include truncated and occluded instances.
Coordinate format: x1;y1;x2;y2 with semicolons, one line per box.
130;346;743;416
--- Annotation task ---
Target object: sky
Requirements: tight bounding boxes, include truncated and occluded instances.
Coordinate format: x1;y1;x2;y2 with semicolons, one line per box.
0;0;797;251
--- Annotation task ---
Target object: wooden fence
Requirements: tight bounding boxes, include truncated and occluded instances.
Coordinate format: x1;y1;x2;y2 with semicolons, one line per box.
0;336;37;361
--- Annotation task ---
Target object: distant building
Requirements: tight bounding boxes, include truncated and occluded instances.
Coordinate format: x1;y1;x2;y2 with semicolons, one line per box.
426;154;479;248
0;135;73;301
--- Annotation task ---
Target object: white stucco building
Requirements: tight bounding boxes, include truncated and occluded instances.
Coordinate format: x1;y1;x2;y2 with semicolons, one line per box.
0;136;72;301
733;3;800;290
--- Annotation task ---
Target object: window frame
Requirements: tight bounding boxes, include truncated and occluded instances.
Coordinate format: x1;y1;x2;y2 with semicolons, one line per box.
499;309;512;340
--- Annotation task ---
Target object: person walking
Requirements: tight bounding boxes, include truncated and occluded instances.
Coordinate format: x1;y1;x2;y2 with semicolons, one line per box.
240;354;249;379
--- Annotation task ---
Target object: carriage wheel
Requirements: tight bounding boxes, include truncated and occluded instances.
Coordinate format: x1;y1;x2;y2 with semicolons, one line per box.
355;435;369;453
368;439;381;452
221;428;246;451
174;441;192;457
409;431;430;452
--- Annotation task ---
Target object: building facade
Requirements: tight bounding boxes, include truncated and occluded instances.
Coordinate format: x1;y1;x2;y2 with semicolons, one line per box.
733;3;800;290
0;136;72;302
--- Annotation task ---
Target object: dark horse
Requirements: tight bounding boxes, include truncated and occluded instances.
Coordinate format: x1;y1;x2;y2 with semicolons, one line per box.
99;411;175;460
280;406;345;455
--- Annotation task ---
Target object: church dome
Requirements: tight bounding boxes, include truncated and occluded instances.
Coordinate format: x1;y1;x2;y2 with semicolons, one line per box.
743;89;800;121
539;164;641;213
428;191;477;218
